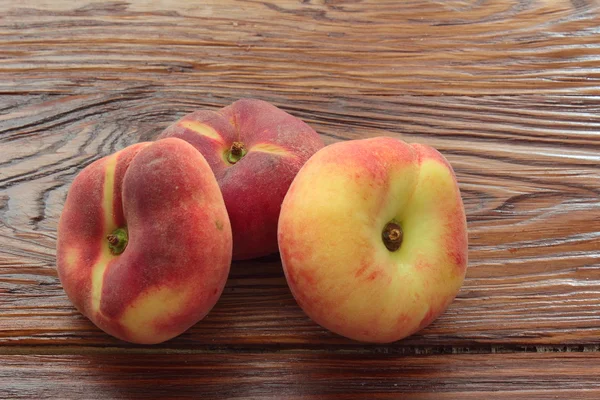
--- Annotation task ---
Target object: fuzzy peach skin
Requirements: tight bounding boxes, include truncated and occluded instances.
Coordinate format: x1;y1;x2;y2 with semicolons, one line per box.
158;99;324;260
56;138;232;344
278;137;468;343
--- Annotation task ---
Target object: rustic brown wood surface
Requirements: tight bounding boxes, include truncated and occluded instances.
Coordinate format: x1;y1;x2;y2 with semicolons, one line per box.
1;0;600;398
2;353;600;399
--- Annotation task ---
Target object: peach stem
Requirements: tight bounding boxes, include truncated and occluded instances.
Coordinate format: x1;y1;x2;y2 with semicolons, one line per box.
382;222;403;252
227;142;246;164
107;227;128;255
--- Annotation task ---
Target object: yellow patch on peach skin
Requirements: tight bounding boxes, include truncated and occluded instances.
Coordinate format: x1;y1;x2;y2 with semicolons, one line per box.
250;143;296;158
62;246;80;271
179;120;224;143
90;154;118;315
119;285;192;344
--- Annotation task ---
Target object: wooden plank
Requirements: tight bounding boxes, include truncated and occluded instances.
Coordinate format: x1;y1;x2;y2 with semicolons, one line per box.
1;0;600;349
1;0;600;96
1;352;600;399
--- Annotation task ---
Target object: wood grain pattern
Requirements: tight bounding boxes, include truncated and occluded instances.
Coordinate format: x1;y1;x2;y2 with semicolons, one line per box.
2;0;600;349
1;0;600;397
2;352;600;399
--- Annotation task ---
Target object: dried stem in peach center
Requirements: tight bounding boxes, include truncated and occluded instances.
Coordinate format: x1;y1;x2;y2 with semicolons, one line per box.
107;227;128;255
227;141;246;164
382;221;403;252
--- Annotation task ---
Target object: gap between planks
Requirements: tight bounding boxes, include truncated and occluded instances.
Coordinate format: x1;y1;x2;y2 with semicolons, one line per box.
2;344;600;356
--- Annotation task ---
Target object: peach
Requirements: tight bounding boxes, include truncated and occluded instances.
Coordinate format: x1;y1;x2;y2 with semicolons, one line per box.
278;137;468;343
56;138;232;344
158;99;324;260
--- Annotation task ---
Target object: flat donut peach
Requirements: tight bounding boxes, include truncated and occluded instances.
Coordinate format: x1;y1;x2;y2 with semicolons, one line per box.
158;98;324;260
278;137;468;343
57;138;232;344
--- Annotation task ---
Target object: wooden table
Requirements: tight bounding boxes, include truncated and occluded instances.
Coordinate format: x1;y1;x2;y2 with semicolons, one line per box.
2;1;600;398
